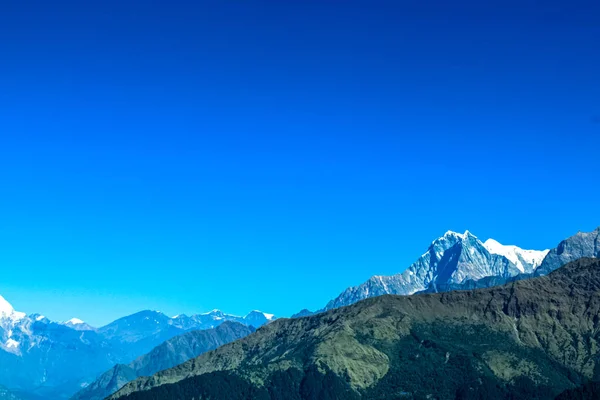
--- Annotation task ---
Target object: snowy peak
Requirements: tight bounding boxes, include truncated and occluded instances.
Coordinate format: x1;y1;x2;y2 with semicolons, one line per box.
0;295;25;322
63;317;96;331
483;238;549;273
0;295;14;314
245;310;275;321
324;229;553;311
439;230;476;241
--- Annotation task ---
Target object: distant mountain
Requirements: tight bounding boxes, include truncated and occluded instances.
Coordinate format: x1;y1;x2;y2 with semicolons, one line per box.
0;299;274;400
62;318;96;332
483;238;548;273
535;227;600;276
0;307;121;399
97;309;274;359
71;321;253;400
324;230;539;310
290;309;315;318
421;227;600;294
111;258;600;400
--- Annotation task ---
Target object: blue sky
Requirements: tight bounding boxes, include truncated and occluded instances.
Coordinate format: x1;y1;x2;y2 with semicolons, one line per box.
1;0;599;326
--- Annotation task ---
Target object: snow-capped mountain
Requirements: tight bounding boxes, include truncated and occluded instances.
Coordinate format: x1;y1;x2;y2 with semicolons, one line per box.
242;310;275;328
483;238;549;273
62;318;96;331
0;296;275;399
324;230;542;310
0;295;25;325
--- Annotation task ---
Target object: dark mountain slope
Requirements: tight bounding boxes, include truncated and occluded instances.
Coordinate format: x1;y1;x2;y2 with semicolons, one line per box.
111;258;600;400
72;322;253;400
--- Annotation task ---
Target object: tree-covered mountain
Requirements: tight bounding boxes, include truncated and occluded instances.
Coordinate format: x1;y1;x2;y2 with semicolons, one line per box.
112;257;600;400
71;321;253;400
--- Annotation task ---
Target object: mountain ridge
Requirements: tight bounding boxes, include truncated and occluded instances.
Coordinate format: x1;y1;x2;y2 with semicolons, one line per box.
71;321;254;400
0;299;274;399
321;228;599;313
111;257;600;400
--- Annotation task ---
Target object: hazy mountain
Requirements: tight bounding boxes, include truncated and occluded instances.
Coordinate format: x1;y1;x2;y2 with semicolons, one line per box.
61;319;96;332
111;258;600;400
290;309;315;318
72;321;253;400
0;299;274;399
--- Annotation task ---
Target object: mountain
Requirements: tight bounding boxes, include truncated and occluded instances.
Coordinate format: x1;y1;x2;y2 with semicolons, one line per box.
535;227;600;276
290;309;315;318
483;238;548;273
111;258;600;400
71;321;254;400
97;309;274;359
61;318;96;332
0;298;274;400
420;227;600;295
0;308;121;399
324;230;536;310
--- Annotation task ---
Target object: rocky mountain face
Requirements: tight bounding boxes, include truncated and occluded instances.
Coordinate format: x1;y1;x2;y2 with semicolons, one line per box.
322;228;600;313
324;230;541;310
111;258;600;400
424;227;600;295
0;300;274;400
71;321;254;400
535;227;600;276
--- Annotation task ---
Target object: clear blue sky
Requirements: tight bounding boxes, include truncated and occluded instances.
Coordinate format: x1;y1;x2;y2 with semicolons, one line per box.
1;0;599;326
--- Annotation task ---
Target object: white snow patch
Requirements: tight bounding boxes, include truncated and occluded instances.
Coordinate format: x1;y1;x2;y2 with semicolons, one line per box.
483;238;549;272
201;309;222;315
66;318;85;325
0;295;26;322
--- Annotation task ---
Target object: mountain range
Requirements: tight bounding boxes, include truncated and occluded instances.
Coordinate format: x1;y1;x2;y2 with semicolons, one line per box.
0;300;274;399
71;321;254;400
2;226;599;400
110;257;600;400
319;227;599;313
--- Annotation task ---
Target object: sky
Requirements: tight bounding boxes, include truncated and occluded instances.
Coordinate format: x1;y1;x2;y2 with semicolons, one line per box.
0;0;599;326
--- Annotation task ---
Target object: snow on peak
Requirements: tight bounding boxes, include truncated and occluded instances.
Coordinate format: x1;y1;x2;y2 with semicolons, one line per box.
246;310;275;320
483;238;549;273
0;295;26;322
263;312;275;320
441;230;477;240
201;309;222;315
443;230;464;238
0;295;15;315
66;318;85;325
